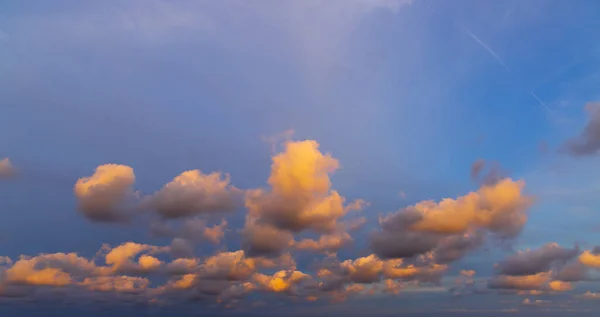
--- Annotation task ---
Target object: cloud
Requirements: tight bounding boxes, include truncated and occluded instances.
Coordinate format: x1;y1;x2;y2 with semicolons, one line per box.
4;257;72;286
102;242;167;273
562;102;600;156
470;159;486;180
295;232;353;254
555;261;590;282
488;272;551;291
494;243;580;276
372;178;533;260
547;280;573;292
470;159;509;186
253;270;310;293
576;291;600;300
165;258;199;275
152;218;228;247
0;158;15;178
579;250;600;268
242;139;365;256
245;140;344;233
80;276;149;294
147;170;240;219
74;164;138;223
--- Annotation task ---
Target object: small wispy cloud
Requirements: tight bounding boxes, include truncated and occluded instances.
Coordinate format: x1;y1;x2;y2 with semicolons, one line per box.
464;28;510;72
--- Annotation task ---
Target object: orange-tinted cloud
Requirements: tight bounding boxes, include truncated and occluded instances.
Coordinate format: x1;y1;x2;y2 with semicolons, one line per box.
253;270;309;293
74;164;137;222
243;140;364;256
579;250;600;268
372;178;532;260
0;158;15;178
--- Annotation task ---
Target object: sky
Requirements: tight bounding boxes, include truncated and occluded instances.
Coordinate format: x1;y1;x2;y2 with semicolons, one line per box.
1;0;600;316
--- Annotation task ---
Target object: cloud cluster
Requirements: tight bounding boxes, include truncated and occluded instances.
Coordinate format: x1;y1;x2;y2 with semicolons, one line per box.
7;136;600;307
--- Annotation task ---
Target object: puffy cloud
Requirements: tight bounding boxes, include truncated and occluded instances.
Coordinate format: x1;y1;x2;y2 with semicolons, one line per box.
579;250;600;268
548;280;572;292
242;220;294;257
4;257;72;286
253;270;309;293
2;253;104;287
103;242;167;273
340;255;383;284
430;231;484;264
372;178;533;260
243;140;364;256
199;251;256;281
0;158;15;178
138;255;162;272
295;232;353;254
74;164;137;222
495;243;579;276
409;179;531;236
382;259;447;283
165;258;200;275
147;170;240;219
562;102;600;156
487;272;551;291
0;256;12;266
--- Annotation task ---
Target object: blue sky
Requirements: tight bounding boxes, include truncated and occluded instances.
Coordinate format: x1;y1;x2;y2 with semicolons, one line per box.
2;0;600;315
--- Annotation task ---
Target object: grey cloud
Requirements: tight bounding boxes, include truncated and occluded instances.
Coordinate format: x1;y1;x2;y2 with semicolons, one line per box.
371;231;441;259
495;243;579;276
147;170;240;219
562;102;600;156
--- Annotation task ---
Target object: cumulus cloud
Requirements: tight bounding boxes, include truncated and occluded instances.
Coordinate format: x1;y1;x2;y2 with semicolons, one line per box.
562;102;600;156
102;242;167;274
147;170;240;219
487;244;598;294
488;272;551;291
579;250;600;268
253;270;309;293
294;232;353;254
372;178;532;260
0;158;15;178
245;140;345;233
495;243;579;276
74;164;138;222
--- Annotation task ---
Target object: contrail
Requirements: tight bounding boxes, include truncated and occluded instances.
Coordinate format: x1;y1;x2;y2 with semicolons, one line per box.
530;92;546;106
464;29;510;72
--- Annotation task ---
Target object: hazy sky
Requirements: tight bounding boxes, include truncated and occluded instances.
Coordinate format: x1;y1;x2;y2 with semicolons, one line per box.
2;0;600;316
